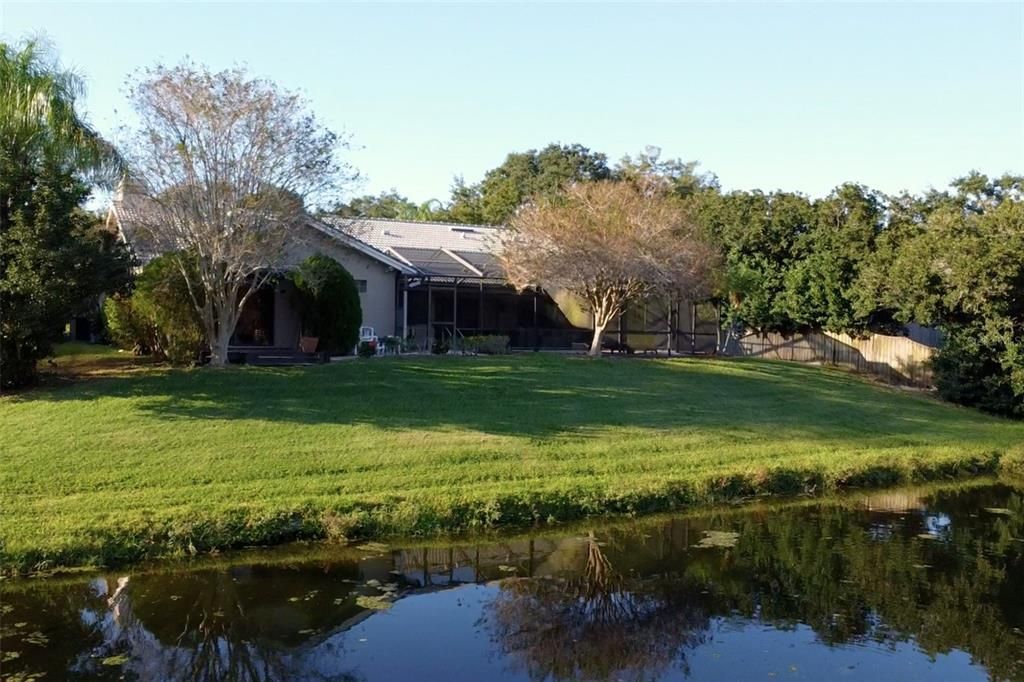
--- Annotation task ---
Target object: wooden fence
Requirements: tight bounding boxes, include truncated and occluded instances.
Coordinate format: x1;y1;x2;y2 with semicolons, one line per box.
725;329;937;387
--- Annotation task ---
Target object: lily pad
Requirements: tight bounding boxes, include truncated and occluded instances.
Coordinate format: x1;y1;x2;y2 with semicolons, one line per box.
357;542;390;554
984;507;1014;516
696;531;740;548
24;631;49;646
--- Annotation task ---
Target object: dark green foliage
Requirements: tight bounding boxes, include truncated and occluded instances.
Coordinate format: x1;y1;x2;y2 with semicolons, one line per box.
103;254;205;365
379;335;403;354
441;176;487;224
431;339;450;355
443;143;611;225
462;334;510;355
1;40;127;390
870;176;1024;416
331;189;419;219
0;160;130;389
290;254;362;354
698;190;814;332
932;326;1022;417
102;296;150;354
779;184;888;334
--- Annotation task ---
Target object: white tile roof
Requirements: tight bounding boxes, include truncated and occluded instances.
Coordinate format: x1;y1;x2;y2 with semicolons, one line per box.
321;216;505;255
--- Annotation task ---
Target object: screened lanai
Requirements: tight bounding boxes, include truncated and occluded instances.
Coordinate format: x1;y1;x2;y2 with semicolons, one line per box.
319;216;719;354
390;245;591;350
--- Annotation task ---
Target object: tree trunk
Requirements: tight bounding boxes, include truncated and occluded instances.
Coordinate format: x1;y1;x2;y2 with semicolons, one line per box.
209;330;231;367
589;322;607;356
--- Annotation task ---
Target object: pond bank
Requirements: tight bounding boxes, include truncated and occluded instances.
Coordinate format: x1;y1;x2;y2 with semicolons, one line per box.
3;354;1023;575
5;480;1023;681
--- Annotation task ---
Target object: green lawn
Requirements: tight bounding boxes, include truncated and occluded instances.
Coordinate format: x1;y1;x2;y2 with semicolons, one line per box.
3;353;1023;574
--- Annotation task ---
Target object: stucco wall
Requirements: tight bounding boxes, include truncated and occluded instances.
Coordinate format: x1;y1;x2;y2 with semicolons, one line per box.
283;230;398;338
273;280;303;349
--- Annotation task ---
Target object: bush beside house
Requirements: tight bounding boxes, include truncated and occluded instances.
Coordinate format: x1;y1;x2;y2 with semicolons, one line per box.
103;254;205;365
290;254;362;355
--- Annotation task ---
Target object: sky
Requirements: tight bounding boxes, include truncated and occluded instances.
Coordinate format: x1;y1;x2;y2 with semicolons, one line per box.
2;1;1022;204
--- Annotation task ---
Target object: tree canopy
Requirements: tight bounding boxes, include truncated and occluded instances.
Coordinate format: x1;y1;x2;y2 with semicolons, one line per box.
443;143;611;225
330;190;422;220
0;39;129;390
121;60;356;365
502;180;718;355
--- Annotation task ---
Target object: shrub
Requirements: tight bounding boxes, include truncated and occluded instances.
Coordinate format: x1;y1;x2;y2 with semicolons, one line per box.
104;254;205;365
431;340;450;355
380;335;402;354
933;327;1022;418
462;334;511;355
103;295;154;355
290;254;362;355
357;340;377;358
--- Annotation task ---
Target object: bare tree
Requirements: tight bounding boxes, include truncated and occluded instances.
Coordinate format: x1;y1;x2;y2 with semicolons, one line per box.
120;62;354;365
500;180;718;355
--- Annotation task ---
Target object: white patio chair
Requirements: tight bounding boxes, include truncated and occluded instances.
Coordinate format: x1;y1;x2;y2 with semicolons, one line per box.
358;326;381;355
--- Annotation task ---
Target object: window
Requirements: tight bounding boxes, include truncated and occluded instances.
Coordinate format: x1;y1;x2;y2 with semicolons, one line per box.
355;279;367;293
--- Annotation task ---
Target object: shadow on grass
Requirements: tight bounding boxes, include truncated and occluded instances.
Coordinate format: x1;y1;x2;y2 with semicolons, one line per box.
7;355;1012;443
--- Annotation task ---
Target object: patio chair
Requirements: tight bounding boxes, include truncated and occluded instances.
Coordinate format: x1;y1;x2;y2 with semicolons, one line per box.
358;326;381;355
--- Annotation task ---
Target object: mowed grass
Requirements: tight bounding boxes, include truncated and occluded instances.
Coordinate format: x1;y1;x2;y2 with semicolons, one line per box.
3;353;1023;574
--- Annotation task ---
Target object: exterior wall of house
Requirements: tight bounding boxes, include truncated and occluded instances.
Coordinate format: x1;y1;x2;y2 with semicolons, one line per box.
273;280;303;349
283;230;398;339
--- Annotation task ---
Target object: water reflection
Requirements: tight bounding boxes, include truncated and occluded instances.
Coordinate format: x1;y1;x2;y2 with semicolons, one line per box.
3;482;1023;681
487;532;709;680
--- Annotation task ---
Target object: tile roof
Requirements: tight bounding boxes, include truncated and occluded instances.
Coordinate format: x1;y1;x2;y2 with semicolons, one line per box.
109;202;507;281
321;216;508;281
321;216;505;255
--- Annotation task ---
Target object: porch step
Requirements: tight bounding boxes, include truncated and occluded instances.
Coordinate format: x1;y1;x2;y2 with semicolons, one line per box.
231;349;327;366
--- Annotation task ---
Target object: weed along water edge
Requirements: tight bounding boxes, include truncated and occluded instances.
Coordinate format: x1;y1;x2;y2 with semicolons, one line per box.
3;481;1023;681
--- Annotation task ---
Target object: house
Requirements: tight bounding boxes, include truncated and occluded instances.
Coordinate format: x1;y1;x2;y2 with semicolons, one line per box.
320;216;593;350
106;192;594;355
106;186;723;357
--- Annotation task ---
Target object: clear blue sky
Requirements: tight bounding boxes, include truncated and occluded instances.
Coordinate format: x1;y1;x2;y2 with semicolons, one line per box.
2;2;1022;203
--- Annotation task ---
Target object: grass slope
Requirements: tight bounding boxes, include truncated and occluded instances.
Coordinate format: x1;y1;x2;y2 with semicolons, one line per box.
3;354;1022;573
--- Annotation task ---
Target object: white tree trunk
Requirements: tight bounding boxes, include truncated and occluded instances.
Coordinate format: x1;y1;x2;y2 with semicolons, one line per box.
589;322;607;356
207;299;238;367
209;330;231;367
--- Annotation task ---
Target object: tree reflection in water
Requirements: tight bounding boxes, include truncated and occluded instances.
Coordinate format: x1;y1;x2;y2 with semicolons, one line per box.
67;569;363;682
487;531;710;681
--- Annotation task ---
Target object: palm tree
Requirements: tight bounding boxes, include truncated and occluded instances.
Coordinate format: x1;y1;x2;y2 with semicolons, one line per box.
0;38;120;230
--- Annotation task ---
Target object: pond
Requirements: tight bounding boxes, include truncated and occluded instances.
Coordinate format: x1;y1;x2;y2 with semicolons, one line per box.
3;481;1024;681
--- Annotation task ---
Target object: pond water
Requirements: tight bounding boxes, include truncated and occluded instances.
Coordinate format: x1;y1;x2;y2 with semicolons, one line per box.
3;482;1024;681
